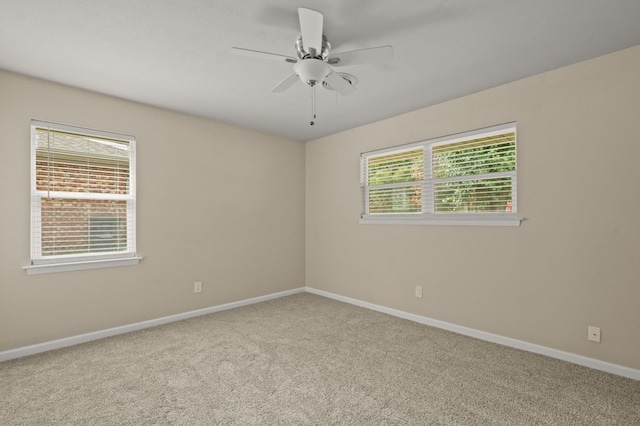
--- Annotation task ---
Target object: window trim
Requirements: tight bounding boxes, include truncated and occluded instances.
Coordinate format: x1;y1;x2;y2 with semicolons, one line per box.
24;120;141;274
358;215;522;227
24;254;142;275
359;123;523;226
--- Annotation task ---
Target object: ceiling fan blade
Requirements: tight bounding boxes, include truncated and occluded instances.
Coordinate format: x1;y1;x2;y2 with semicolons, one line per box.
324;71;356;97
298;8;323;56
328;45;394;67
271;72;300;93
232;47;297;64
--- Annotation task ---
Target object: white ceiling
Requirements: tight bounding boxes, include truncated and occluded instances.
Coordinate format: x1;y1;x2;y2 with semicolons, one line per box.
2;0;640;142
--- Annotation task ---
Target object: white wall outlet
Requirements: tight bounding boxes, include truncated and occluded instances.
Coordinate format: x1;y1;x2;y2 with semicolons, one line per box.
588;326;601;343
415;286;423;298
194;281;202;293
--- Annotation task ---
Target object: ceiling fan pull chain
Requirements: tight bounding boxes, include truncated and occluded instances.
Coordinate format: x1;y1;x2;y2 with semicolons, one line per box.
310;84;317;126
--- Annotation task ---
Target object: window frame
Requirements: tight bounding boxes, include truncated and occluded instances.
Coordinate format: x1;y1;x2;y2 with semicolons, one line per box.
360;123;522;227
24;120;141;275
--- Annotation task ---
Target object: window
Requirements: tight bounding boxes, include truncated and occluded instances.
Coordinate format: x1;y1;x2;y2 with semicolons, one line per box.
25;120;141;274
360;123;521;226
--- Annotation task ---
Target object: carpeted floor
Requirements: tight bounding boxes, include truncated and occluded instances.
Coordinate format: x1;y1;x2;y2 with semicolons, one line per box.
1;293;639;425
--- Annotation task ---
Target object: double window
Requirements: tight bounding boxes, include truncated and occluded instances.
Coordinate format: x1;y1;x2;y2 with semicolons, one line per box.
26;120;140;274
360;123;520;226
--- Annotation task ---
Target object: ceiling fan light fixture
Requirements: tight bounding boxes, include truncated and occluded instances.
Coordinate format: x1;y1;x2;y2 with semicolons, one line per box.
294;59;331;87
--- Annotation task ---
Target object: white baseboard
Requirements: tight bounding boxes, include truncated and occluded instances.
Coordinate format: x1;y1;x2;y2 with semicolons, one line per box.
305;287;640;381
0;287;305;363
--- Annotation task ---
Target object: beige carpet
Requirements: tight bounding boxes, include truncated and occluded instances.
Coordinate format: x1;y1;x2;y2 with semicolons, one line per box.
1;293;638;425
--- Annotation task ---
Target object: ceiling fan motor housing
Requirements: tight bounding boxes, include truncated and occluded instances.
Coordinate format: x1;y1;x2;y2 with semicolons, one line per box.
296;35;330;60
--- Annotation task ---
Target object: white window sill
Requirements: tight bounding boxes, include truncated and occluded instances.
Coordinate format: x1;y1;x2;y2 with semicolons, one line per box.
359;216;523;227
24;256;142;275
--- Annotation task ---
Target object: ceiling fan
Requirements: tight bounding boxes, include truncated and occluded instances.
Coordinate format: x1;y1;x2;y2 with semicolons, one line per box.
232;8;393;124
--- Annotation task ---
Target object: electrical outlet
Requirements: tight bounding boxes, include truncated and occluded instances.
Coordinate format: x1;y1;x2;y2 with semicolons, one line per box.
415;286;423;298
194;281;202;293
588;326;600;343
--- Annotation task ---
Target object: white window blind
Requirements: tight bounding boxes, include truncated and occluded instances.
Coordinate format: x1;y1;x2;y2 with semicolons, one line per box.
365;147;424;214
29;120;138;270
361;123;520;226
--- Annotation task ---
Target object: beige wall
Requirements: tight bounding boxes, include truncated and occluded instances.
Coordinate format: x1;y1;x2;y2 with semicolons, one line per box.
0;70;306;351
306;45;640;370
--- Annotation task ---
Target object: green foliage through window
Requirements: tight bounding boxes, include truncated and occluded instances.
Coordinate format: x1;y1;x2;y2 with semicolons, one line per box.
432;133;515;213
367;148;423;213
